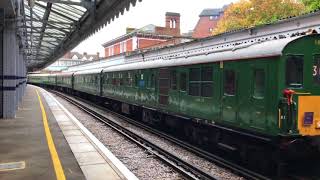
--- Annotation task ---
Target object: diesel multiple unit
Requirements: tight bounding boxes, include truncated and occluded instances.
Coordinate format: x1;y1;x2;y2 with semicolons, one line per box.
29;32;320;175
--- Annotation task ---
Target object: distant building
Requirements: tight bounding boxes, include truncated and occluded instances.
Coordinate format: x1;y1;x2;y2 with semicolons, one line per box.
44;51;100;72
102;12;192;58
192;5;228;38
63;51;100;61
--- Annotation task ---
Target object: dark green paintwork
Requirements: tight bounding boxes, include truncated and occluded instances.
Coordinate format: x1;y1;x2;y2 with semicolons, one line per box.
28;34;320;138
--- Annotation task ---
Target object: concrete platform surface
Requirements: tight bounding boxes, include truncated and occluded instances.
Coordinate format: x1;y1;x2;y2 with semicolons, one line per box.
0;85;138;180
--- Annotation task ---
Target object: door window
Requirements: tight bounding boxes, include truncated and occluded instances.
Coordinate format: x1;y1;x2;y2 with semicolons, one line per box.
180;72;187;91
201;67;213;97
189;68;201;96
253;69;265;98
224;70;236;96
286;55;304;88
170;70;177;90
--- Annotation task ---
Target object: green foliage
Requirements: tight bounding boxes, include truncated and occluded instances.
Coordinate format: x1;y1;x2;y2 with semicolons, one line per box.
301;0;320;11
214;0;306;35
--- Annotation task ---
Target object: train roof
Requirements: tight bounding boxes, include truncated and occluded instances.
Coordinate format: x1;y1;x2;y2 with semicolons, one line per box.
73;68;103;75
56;72;74;76
28;73;56;77
101;35;304;73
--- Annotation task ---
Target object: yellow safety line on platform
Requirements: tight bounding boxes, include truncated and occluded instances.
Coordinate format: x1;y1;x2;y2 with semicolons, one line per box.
36;89;66;180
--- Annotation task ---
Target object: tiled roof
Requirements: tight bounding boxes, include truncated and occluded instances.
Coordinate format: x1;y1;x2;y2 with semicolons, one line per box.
199;8;223;17
65;52;99;61
102;24;173;47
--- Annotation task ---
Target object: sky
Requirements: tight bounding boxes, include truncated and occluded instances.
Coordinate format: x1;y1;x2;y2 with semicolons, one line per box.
73;0;238;56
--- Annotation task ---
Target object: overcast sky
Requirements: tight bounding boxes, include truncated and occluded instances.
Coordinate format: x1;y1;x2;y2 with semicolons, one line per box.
73;0;237;56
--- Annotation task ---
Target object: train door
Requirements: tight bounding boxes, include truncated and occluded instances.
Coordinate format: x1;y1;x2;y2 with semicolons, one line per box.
168;68;180;111
178;68;188;114
221;63;238;124
249;63;268;130
158;68;170;106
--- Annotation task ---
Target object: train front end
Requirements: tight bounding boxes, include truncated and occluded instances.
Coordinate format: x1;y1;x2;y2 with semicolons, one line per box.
279;34;320;159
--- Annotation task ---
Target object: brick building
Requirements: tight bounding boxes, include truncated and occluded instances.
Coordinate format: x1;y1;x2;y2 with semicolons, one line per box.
102;12;189;58
192;5;228;38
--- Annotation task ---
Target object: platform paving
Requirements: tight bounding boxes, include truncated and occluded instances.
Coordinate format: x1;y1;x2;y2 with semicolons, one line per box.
0;85;85;180
0;85;137;180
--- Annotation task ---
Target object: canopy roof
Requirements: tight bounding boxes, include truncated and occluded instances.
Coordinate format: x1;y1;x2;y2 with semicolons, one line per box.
22;0;141;71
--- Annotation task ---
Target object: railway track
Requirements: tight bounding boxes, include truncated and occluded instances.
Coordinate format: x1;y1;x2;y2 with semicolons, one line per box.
50;89;270;180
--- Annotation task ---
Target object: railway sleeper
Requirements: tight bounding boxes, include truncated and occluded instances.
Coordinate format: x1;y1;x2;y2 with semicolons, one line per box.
54;87;318;178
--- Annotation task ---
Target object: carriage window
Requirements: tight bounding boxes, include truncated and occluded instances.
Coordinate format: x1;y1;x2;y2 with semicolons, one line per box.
286;55;303;88
189;68;201;96
135;74;139;87
188;67;213;97
149;73;155;88
127;72;132;86
180;72;187;91
224;70;236;96
253;69;265;98
201;67;213;81
170;70;177;90
190;68;201;81
313;56;320;85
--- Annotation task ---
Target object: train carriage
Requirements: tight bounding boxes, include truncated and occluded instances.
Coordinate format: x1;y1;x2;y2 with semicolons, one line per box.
27;32;320;176
102;34;320;136
101;69;158;110
56;72;74;93
73;69;102;96
98;34;320;170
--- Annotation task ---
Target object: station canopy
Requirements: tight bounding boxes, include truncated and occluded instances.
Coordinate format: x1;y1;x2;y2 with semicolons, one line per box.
23;0;141;71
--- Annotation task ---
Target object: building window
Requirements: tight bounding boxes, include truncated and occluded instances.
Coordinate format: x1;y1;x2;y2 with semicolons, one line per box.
169;19;176;28
111;46;114;56
119;42;126;53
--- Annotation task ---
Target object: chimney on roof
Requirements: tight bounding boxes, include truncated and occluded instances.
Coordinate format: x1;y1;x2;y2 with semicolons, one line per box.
97;52;100;59
83;52;87;56
165;12;180;29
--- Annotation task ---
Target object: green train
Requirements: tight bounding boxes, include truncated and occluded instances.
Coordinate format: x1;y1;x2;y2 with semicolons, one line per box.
29;33;320;175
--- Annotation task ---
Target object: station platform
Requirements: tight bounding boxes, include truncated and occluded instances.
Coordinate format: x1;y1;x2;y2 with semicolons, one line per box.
0;85;137;180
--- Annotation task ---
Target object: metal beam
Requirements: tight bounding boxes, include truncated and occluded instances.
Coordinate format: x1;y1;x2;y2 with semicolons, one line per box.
35;2;52;61
36;2;78;22
22;25;70;32
37;0;91;9
25;16;74;25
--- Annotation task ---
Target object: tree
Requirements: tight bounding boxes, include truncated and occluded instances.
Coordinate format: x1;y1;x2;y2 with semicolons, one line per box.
213;0;305;35
301;0;320;11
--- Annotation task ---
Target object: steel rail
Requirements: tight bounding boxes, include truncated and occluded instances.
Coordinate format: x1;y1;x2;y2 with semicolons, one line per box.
50;89;272;180
50;90;217;180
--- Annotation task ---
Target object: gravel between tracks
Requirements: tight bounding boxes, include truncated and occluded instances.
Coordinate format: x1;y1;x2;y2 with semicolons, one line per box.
53;93;245;180
54;94;183;180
